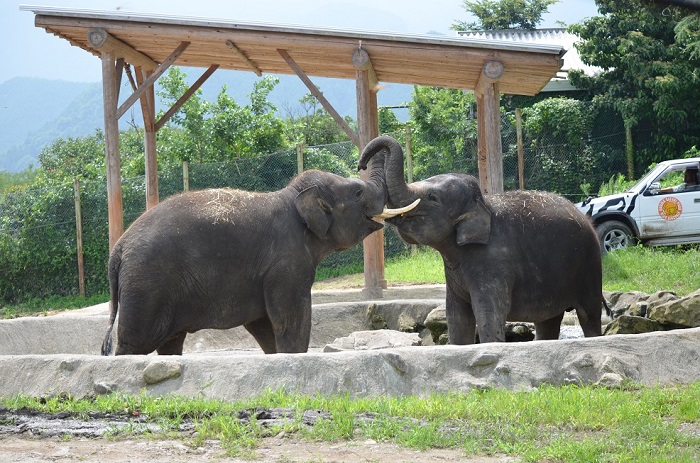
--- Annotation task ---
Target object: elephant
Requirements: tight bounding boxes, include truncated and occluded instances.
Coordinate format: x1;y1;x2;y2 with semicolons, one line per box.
358;135;605;343
101;156;417;356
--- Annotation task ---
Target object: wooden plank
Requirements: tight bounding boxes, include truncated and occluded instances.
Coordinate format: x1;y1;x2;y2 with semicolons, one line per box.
278;48;360;147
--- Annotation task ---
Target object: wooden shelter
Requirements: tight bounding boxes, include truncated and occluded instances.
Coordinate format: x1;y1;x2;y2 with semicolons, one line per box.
23;6;565;298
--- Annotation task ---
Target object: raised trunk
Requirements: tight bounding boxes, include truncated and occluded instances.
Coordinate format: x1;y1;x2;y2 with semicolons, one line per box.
358;135;412;207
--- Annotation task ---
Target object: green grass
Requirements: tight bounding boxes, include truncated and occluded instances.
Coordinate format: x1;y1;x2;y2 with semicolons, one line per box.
602;245;700;295
3;384;700;461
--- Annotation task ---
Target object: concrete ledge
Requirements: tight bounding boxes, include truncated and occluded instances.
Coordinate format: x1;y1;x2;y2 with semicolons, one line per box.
0;298;445;355
1;328;699;399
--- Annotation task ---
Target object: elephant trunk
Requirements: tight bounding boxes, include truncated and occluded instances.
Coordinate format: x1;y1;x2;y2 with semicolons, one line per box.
362;146;388;216
358;135;412;208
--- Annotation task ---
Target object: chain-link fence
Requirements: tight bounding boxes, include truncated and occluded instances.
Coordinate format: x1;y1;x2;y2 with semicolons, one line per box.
0;109;643;304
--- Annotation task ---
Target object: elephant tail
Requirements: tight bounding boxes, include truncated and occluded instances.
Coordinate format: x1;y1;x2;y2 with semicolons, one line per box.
602;296;613;319
101;244;122;356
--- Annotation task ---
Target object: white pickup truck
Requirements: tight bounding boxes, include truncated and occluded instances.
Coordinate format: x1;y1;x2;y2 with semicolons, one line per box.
576;157;700;253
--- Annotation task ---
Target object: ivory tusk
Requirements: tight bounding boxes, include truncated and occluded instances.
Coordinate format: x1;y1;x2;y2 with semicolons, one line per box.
376;198;421;219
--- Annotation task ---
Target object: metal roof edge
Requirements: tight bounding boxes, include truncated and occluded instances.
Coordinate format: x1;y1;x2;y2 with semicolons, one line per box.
20;4;565;56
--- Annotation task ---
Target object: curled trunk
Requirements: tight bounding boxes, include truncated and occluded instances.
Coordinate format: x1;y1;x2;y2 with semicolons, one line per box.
358;135;412;207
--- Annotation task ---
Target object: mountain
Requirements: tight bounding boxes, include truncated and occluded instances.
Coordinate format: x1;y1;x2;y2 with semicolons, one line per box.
0;71;413;172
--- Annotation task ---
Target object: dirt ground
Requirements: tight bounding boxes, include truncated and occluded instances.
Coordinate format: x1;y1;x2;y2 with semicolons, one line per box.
0;406;518;463
0;435;519;463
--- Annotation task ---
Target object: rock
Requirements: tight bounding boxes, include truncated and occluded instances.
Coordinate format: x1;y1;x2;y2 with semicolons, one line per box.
648;290;700;328
606;290;650;319
93;382;117;395
324;330;421;352
423;306;447;343
505;323;535;342
397;312;420;332
142;361;183;385
604;315;664;335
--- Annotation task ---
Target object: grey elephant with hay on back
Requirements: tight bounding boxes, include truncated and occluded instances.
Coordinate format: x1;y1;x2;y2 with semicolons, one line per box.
358;135;606;344
101;156;417;356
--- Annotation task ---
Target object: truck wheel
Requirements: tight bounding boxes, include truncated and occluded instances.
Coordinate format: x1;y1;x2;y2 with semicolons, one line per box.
595;221;634;254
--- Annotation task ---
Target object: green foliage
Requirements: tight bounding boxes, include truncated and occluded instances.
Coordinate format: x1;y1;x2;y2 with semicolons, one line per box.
408;86;478;179
569;0;700;165
284;92;353;146
452;0;559;31
675;12;700;59
521;97;608;197
597;173;636;196
0;167;37;193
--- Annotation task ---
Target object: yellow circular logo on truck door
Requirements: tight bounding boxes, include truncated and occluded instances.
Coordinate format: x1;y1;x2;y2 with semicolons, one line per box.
658;196;683;221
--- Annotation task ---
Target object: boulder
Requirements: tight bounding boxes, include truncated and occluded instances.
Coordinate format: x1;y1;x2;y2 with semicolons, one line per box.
604;315;665;335
648;289;700;328
323;330;422;352
423;306;447;343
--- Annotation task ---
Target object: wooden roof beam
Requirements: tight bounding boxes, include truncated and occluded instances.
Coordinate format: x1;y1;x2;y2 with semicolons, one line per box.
156;64;219;131
278;48;360;147
116;41;190;119
88;28;157;71
225;40;262;76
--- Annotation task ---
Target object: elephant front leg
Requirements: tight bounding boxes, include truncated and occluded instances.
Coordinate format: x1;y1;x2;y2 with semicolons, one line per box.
471;292;508;343
264;287;313;353
445;288;477;344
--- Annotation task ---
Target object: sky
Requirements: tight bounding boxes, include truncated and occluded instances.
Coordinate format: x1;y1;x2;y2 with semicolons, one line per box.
1;0;599;84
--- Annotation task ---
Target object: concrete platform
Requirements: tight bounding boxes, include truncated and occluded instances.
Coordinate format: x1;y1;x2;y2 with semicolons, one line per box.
1;285;699;399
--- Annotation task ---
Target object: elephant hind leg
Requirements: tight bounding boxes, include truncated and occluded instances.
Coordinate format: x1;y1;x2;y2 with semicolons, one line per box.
534;313;564;340
575;305;603;337
244;317;278;354
156;332;187;355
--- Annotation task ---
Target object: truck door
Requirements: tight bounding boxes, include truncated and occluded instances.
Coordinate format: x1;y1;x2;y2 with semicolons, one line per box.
638;163;700;239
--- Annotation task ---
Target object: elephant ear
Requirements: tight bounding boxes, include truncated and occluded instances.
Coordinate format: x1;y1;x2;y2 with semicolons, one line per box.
455;198;491;245
295;186;333;238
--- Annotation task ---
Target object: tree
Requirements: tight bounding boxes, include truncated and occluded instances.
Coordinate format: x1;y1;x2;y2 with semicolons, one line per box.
451;0;559;31
408;86;478;179
569;0;700;169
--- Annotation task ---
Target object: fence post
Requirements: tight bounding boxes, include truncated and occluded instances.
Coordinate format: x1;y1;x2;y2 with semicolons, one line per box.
297;143;304;175
625;125;634;180
183;161;190;192
516;108;525;189
404;126;414;184
73;177;86;297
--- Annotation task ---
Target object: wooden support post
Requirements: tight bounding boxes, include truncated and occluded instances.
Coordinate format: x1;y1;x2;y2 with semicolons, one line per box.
101;51;124;251
516;108;525;189
297;143;304;175
475;60;504;194
73;177;85;297
183;161;190;192
356;49;385;299
135;66;159;210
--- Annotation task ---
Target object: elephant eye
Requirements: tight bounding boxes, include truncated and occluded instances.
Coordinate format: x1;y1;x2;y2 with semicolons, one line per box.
354;189;364;201
428;192;439;203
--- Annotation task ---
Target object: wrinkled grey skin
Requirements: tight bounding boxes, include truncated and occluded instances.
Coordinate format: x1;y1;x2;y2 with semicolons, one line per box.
102;158;387;356
359;136;603;343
